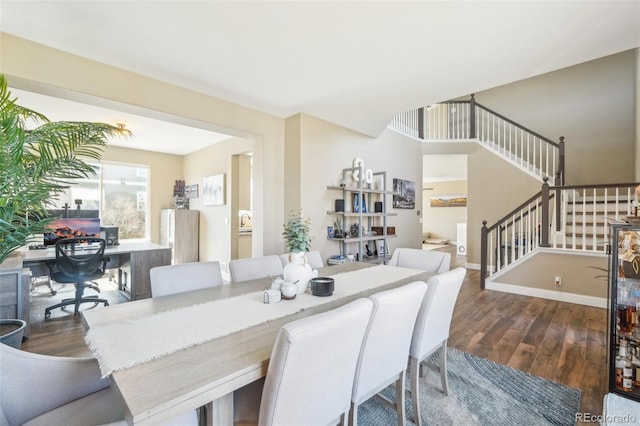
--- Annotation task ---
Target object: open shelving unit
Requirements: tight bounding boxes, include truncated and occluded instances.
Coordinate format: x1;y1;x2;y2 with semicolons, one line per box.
327;165;397;263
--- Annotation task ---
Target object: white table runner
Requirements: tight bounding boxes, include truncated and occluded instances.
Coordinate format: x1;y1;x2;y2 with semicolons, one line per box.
85;264;426;377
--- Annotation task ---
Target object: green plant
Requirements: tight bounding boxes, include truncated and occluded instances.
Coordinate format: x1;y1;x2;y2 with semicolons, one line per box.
0;75;129;264
282;209;312;253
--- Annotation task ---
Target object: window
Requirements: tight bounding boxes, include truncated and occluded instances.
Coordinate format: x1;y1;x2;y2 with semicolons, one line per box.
50;162;150;240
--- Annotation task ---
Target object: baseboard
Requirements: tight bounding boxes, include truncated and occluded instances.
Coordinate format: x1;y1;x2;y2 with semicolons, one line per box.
424;238;448;245
486;280;607;308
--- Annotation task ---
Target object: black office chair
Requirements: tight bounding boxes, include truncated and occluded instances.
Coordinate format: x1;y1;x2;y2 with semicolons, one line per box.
44;237;110;318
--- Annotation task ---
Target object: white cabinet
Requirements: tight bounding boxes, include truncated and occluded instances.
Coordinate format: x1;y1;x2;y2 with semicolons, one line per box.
160;209;199;264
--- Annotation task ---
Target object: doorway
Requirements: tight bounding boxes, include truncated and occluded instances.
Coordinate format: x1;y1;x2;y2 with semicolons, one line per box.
231;153;253;259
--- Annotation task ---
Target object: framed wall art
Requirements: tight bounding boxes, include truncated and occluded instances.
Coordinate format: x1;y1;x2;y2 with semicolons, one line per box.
392;178;416;209
203;174;225;206
430;194;467;207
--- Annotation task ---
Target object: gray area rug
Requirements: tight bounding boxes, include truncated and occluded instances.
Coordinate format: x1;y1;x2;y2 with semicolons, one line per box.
357;348;581;426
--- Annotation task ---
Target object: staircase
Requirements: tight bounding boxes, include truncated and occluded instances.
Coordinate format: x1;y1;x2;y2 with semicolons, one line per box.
388;96;639;288
556;187;636;251
389;95;566;185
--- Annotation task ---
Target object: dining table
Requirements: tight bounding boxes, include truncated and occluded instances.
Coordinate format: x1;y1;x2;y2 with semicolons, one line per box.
81;261;437;426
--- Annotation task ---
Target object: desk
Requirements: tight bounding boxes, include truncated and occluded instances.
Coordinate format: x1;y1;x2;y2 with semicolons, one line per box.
82;262;435;425
20;241;171;301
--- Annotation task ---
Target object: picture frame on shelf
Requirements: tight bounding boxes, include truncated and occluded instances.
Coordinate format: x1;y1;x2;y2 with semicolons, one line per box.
365;244;374;257
376;239;387;256
352;193;367;213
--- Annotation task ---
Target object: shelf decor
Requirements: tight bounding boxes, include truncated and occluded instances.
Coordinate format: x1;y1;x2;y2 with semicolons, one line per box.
327;166;396;264
353;193;367;213
184;184;199;199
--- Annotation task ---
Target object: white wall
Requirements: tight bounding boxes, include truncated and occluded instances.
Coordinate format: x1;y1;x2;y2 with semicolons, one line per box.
99;146;183;244
473;49;636;185
1;33;286;257
462;50;637;265
4;34;635;269
422;179;467;242
293;115;424;262
183;137;252;264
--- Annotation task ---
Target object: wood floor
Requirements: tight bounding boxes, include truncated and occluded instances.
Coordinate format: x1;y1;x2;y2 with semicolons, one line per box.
20;246;608;423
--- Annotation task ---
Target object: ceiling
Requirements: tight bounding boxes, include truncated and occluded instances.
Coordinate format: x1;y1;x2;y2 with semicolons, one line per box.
8;88;232;155
1;1;639;177
423;154;467;184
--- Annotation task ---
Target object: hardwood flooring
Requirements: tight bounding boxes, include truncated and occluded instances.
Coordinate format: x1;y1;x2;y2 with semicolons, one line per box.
23;275;127;357
20;246;608;423
446;248;608;425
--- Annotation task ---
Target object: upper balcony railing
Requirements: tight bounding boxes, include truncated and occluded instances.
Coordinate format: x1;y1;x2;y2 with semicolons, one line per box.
389;95;565;185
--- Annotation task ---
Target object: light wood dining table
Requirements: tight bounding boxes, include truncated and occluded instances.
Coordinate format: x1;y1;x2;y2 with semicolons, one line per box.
81;262;436;426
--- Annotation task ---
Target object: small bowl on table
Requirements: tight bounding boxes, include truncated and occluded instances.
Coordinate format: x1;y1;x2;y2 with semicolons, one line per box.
310;277;335;297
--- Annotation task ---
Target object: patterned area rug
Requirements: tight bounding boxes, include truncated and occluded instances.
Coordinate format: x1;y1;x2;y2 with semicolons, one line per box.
358;348;581;426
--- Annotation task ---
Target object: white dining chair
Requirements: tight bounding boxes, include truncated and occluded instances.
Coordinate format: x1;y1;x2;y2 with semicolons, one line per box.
388;248;451;274
408;267;466;426
229;255;284;283
235;298;374;426
0;343;197;426
279;250;324;269
350;281;427;426
150;261;223;297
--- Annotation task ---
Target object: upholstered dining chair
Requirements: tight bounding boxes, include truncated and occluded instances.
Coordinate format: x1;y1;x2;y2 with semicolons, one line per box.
229;255;284;283
408;267;466;426
350;281;427;426
279;250;324;269
150;261;223;297
0;342;197;426
388;248;451;274
235;298;374;426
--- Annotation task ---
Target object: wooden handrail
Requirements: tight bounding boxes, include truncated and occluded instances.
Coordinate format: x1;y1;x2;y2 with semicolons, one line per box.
480;181;640;288
474;102;560;148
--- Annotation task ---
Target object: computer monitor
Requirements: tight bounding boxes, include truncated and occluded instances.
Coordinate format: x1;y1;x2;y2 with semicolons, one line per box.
43;218;101;246
47;209;100;219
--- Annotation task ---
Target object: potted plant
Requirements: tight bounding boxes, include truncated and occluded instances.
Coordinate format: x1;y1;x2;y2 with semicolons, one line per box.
0;75;129;264
282;209;314;294
282;209;312;253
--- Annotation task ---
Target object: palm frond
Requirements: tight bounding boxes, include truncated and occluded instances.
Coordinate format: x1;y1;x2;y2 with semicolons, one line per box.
0;74;130;263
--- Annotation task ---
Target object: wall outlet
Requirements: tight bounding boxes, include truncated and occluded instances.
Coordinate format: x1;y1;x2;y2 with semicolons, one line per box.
554;276;562;286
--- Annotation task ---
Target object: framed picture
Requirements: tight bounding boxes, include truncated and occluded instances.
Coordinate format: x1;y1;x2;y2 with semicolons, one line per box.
376;239;387;256
203;174;225;206
430;194;467;207
392;178;416;209
184;184;199;199
352;193;367;213
327;226;334;238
